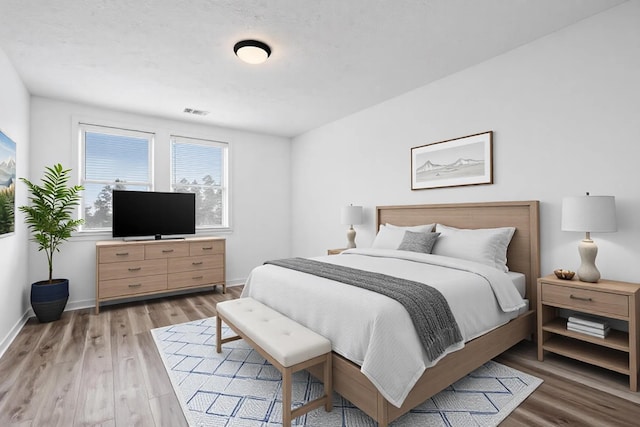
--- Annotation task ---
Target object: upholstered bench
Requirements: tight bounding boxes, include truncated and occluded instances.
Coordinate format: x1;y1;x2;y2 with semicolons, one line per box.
216;297;332;427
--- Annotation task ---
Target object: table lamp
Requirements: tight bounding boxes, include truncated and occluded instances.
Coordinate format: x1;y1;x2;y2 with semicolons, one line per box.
341;205;363;248
561;193;617;283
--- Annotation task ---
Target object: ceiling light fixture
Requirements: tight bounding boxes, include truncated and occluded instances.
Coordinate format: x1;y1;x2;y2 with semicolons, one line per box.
233;40;271;65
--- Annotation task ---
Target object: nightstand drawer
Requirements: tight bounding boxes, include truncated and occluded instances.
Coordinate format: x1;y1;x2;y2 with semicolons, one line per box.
542;283;628;317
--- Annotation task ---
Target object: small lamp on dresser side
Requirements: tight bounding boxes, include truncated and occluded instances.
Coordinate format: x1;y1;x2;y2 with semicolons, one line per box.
561;192;617;283
341;204;363;249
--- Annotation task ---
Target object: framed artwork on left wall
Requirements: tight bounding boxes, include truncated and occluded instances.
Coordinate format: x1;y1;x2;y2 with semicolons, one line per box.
0;129;17;237
411;131;493;190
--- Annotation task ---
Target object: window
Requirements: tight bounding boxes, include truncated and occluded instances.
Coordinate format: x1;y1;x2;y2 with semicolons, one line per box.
77;123;229;232
79;124;153;230
171;136;228;228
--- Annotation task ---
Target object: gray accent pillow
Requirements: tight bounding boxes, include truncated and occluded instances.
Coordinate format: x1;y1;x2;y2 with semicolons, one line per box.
398;231;440;254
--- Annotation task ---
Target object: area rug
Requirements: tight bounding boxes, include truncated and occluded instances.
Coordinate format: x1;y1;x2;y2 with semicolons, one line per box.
152;317;542;427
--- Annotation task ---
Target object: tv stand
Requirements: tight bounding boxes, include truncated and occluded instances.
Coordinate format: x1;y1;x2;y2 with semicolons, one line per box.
95;236;225;314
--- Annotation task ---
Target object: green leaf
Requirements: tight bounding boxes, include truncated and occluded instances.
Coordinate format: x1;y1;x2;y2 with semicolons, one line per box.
19;164;84;282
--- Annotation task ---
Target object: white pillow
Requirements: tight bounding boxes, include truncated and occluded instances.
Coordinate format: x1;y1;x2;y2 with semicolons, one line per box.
433;224;516;272
385;223;435;233
372;225;408;249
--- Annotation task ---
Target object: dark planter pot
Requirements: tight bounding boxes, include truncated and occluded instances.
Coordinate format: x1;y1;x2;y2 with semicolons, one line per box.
31;279;69;323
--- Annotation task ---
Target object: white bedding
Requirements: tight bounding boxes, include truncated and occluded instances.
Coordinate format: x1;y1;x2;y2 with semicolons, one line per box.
508;270;527;298
241;248;527;407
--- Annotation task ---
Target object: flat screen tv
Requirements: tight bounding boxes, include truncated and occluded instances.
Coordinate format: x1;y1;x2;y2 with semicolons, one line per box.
112;190;196;239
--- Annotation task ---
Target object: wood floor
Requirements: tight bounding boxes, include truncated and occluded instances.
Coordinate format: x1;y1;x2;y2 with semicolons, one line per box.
0;287;638;426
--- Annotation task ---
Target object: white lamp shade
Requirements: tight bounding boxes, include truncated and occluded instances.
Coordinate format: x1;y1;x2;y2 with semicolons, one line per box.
561;195;617;233
341;205;363;225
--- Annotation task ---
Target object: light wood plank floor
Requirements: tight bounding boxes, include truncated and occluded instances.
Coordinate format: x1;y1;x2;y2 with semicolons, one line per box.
0;287;638;426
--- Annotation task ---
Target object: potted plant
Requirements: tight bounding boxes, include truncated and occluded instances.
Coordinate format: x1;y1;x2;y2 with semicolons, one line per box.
19;164;84;322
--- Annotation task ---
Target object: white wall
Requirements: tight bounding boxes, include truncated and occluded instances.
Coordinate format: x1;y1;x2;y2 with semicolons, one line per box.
0;48;30;356
291;2;640;283
28;97;291;309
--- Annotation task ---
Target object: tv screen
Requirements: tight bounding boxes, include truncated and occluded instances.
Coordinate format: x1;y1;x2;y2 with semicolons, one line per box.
112;190;196;239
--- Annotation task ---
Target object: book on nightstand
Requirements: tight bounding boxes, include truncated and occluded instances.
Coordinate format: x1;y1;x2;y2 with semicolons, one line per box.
567;321;611;338
567;314;610;338
567;314;609;330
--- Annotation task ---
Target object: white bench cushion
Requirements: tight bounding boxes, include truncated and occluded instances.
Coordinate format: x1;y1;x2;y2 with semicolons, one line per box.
217;297;331;367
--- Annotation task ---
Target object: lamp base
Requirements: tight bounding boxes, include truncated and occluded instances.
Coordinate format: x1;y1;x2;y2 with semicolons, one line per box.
346;226;356;249
577;238;600;283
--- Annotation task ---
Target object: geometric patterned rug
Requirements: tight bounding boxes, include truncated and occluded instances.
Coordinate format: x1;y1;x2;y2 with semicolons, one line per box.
151;317;542;427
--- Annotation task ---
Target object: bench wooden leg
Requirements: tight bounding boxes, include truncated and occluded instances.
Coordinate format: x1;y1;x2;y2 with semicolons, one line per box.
216;315;222;353
216;314;243;353
282;366;293;427
324;352;333;412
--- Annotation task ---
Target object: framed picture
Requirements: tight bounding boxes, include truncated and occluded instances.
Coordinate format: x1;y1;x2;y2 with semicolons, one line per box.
411;131;493;190
0;129;17;237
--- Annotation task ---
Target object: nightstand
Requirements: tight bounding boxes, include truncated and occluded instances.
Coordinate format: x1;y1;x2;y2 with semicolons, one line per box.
327;248;348;255
537;275;640;391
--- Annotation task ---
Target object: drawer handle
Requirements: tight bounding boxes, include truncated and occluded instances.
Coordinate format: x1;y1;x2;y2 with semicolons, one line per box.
162;249;174;253
128;267;142;272
192;261;203;266
202;246;213;250
570;294;593;302
192;275;204;280
116;252;129;256
128;283;142;288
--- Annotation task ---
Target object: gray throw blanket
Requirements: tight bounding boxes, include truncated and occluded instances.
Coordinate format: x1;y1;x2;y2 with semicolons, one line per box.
264;257;463;362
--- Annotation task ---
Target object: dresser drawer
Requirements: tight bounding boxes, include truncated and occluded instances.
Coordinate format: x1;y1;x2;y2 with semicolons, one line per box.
168;254;223;273
168;268;224;289
98;259;168;281
145;242;189;259
98;245;145;263
189;240;224;256
99;274;167;298
541;283;628;317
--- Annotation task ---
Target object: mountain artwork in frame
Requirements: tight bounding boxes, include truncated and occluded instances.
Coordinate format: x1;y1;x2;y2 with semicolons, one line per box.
411;131;493;190
0;129;17;236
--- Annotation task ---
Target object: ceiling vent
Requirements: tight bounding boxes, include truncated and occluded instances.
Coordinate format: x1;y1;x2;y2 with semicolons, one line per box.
183;108;210;116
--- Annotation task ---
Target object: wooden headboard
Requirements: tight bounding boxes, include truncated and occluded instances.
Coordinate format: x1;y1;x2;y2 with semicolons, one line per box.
377;200;540;308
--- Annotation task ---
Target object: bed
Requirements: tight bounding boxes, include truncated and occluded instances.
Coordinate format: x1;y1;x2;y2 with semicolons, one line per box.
242;200;540;426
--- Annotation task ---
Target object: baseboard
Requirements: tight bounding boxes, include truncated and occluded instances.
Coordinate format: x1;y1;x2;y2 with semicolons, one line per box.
0;309;32;360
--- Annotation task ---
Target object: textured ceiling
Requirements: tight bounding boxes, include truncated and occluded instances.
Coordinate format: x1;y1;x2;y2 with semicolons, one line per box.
0;0;626;137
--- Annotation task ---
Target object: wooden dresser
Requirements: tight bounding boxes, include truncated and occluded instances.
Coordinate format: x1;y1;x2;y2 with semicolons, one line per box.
95;237;225;314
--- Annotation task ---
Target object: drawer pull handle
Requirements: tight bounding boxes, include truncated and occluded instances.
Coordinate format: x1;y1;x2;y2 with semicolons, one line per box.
570;294;593;302
128;283;142;288
116;252;129;256
202;246;213;250
128;267;142;272
162;249;174;253
192;261;203;265
192;276;204;280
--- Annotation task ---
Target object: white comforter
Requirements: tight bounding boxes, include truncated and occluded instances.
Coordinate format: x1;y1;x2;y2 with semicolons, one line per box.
241;248;526;407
